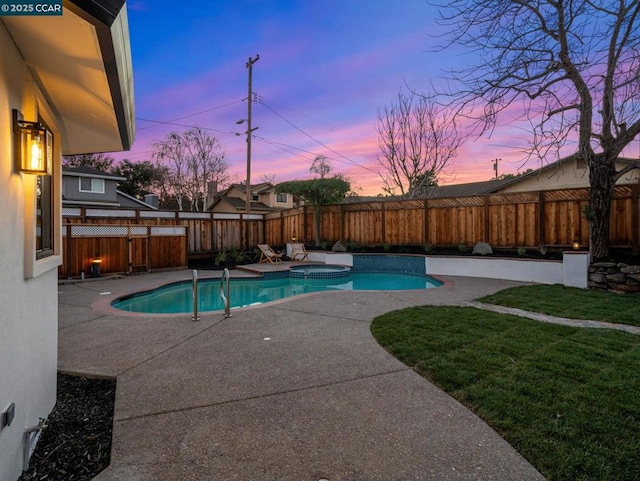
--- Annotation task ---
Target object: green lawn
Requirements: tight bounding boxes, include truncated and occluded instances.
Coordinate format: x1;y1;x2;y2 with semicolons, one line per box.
478;284;640;327
371;306;640;481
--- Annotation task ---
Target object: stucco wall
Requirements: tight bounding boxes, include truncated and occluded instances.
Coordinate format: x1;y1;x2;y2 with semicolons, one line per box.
501;157;640;193
0;24;58;481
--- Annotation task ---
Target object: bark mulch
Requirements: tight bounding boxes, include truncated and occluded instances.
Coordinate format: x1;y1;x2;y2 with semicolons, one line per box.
19;373;116;481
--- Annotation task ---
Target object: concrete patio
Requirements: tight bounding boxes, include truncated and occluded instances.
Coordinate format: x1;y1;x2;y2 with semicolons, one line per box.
57;268;546;481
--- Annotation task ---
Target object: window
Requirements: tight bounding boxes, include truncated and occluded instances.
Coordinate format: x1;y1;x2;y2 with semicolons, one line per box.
36;168;53;259
79;177;105;193
251;192;259;202
276;193;288;203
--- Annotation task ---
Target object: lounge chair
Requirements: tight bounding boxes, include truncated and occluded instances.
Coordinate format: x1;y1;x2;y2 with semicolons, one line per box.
258;244;284;264
290;243;309;261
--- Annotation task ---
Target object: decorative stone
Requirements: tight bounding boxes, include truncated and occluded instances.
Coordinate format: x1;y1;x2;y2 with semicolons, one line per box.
606;273;627;283
591;262;617;268
472;241;493;256
588;273;607;284
621;265;640;275
332;240;347;252
608;283;640;293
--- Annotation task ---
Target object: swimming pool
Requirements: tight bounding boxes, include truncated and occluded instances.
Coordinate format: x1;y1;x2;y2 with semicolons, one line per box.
112;270;442;314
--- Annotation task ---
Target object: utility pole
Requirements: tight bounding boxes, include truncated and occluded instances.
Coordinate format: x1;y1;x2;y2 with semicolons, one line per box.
245;54;259;214
492;158;501;179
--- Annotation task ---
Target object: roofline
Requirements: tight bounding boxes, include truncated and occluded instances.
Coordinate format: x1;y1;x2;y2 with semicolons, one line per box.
62;199;121;208
62;169;126;181
66;0;134;151
117;190;158;210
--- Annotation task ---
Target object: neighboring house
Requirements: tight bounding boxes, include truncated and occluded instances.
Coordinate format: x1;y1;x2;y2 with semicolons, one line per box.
424;154;639;199
493;154;639;193
208;182;295;214
62;166;157;210
0;3;134;480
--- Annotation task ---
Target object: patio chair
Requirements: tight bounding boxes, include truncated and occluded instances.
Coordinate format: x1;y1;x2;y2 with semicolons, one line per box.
258;244;284;264
290;243;309;261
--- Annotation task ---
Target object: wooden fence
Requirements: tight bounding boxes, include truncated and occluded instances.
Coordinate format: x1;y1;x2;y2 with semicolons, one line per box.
265;186;640;253
59;185;639;277
60;207;265;278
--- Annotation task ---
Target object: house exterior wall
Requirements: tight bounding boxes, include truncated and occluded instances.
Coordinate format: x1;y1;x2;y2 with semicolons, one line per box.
500;157;640;193
261;190;294;209
62;175;120;203
0;24;60;481
210;200;239;214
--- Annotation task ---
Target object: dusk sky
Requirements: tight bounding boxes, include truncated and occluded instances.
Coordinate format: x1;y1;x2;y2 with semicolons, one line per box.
110;0;633;195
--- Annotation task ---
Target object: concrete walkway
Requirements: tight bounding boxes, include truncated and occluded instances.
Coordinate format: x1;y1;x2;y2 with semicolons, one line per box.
58;270;548;481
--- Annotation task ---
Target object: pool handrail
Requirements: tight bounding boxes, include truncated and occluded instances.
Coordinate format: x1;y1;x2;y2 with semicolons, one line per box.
220;268;231;318
192;269;200;321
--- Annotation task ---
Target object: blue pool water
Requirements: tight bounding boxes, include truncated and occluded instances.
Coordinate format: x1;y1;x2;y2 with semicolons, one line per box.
112;271;441;314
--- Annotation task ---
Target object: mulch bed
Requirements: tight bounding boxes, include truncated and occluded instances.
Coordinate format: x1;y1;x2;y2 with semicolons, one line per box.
19;373;116;481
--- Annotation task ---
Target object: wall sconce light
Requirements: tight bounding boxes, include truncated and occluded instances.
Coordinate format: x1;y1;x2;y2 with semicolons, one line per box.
572;240;581;250
292;233;297;242
13;109;51;175
90;258;102;278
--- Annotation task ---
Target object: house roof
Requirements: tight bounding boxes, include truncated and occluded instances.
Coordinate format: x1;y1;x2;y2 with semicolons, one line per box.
1;0;135;154
424;178;513;198
62;166;125;181
116;190;158;210
210;196;278;212
226;182;275;194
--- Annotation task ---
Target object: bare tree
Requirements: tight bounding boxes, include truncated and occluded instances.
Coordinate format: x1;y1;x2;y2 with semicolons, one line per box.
310;155;332;178
151;128;228;211
62;153;114;171
433;0;640;258
151;132;189;211
183;127;228;211
376;91;462;198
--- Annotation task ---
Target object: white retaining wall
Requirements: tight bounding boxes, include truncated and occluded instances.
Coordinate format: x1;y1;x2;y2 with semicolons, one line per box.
298;248;590;287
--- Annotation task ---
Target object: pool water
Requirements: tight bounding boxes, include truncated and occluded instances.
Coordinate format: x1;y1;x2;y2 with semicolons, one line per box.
113;272;441;314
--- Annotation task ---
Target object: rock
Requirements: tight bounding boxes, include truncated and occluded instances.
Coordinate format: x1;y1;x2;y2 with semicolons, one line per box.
621;265;640;275
472;241;493;256
588;273;607;284
606;273;627;283
591;262;617;268
332;240;347;252
608;283;640;293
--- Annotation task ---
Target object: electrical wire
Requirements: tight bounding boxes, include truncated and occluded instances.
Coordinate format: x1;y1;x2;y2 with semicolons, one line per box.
256;99;379;175
136;99;243;131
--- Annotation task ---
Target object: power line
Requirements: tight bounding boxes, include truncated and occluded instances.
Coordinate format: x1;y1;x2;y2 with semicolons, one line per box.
136;99;243;131
255;94;337;132
135;118;237;137
257;99;379;175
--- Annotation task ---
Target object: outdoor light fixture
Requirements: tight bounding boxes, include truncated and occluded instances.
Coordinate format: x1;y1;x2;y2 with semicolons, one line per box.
91;258;102;278
572;240;581;250
13;109;50;175
292;233;297;242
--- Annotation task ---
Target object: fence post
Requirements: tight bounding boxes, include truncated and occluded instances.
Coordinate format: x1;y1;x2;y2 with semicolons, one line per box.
65;224;72;278
538;190;546;248
280;210;284;245
340;204;345;243
381;202;386;245
302;205;308;243
632;184;639;256
483;196;490;243
423;199;429;245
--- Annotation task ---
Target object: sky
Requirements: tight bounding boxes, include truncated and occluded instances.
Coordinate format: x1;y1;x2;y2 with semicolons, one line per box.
109;0;637;195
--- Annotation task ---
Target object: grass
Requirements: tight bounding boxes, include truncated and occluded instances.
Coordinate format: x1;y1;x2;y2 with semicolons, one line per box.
371;306;640;481
479;284;640;327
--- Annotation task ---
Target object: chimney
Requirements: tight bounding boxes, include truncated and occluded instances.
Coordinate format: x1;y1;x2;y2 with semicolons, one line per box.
144;194;159;209
206;181;218;210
